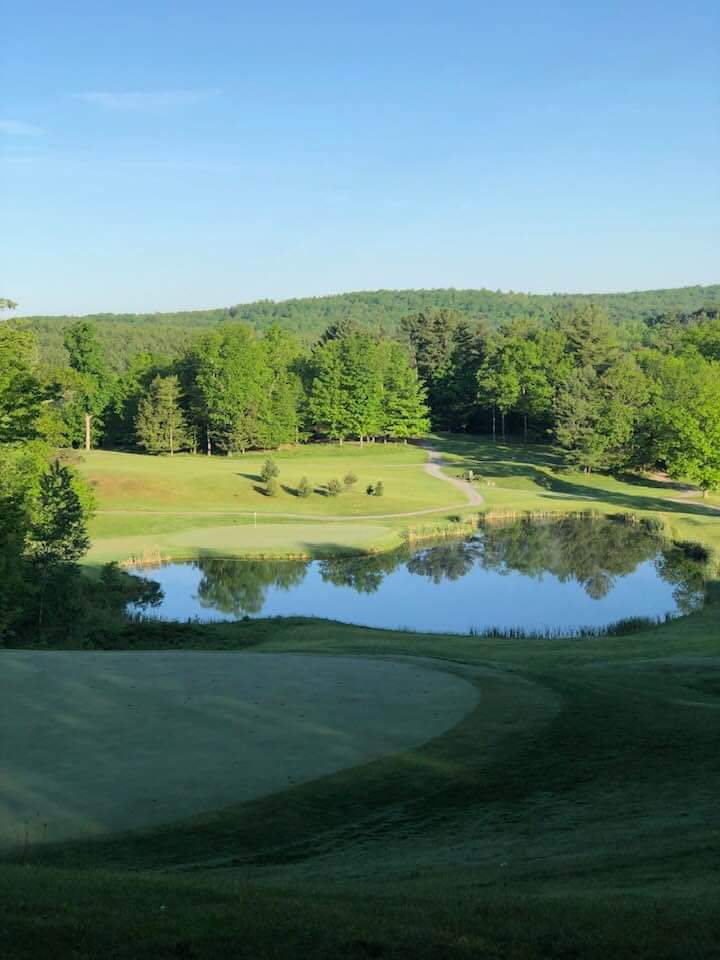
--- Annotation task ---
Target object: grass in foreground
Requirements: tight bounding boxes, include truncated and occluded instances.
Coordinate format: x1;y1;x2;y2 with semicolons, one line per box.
3;607;720;958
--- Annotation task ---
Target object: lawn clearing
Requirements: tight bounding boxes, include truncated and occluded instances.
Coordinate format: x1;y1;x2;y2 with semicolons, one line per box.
4;433;718;959
78;443;478;562
79;444;456;516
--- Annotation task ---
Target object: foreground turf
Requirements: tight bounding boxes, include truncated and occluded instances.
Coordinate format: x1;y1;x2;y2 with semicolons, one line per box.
0;650;474;849
3;612;719;957
4;434;719;958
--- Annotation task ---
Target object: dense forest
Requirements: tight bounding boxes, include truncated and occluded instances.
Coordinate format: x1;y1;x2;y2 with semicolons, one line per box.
3;290;720;486
16;284;720;372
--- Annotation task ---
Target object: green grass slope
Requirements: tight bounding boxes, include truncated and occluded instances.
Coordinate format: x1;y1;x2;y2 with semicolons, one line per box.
3;613;719;958
78;443;473;563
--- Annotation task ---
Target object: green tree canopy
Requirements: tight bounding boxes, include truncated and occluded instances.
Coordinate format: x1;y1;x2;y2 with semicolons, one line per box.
650;355;720;494
63;320;112;449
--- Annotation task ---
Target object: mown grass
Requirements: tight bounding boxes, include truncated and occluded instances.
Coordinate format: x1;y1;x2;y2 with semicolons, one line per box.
4;434;720;958
79;435;720;564
79;442;479;562
79;444;454;515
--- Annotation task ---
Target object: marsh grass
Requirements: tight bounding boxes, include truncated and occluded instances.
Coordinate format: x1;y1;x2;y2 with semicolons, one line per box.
467;614;671;640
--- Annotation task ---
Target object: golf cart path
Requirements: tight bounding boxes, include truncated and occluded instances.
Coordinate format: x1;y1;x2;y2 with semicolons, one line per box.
0;650;477;851
642;471;720;513
95;447;484;521
421;445;485;507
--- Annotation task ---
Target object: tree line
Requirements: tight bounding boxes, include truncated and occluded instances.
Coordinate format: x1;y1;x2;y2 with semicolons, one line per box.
400;303;720;494
0;300;159;646
3;294;720;492
16;284;720;372
0;319;430;456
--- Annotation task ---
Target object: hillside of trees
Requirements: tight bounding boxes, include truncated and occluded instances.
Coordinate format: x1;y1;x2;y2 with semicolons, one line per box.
16;284;720;372
4;290;720;491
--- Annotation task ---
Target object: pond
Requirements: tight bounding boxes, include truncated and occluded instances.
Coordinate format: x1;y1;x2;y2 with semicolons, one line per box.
129;517;707;635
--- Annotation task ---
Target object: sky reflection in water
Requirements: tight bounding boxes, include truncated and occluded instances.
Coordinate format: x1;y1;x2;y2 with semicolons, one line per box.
130;518;706;634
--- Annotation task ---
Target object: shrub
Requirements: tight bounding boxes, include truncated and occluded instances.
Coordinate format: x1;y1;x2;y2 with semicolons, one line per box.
261;458;279;483
298;476;312;498
374;480;384;497
264;478;278;497
343;471;358;491
326;478;342;497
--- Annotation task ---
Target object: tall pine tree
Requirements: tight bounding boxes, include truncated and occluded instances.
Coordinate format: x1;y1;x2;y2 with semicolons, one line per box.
135;375;189;455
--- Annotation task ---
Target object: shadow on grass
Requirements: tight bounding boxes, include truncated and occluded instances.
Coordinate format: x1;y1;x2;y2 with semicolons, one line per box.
433;434;563;470
433;435;720;519
614;472;692;492
535;475;720;519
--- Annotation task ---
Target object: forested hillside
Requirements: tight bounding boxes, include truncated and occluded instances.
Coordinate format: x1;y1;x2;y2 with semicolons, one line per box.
17;284;720;371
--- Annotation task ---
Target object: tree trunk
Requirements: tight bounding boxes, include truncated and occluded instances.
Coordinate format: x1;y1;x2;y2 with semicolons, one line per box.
37;565;49;634
703;488;708;499
523;415;528;444
359;435;364;448
84;413;92;451
206;426;212;456
501;412;506;443
170;426;174;456
491;407;496;443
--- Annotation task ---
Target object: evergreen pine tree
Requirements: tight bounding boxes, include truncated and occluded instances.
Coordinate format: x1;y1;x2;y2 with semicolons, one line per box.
135;375;188;455
261;457;279;482
379;342;430;440
29;460;92;629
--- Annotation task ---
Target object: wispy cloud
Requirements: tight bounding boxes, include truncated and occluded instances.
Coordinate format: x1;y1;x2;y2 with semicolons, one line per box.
74;89;220;110
0;120;43;136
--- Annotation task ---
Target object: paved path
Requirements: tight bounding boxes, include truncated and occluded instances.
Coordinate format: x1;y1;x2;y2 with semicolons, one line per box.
421;446;485;507
643;473;720;513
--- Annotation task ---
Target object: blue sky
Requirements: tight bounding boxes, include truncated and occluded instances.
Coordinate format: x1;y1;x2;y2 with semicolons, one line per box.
1;1;718;315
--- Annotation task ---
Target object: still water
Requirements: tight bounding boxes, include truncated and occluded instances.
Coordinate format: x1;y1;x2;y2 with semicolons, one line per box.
130;518;706;635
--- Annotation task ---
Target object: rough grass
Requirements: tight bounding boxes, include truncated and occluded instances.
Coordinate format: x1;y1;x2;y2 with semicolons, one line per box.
4;434;720;958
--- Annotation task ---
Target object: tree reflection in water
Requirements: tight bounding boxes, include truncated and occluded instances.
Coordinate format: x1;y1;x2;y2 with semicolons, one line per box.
189;518;706;618
196;557;308;616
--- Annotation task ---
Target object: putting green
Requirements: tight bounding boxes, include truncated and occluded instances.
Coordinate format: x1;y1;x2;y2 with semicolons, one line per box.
85;521;400;564
0;651;477;852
